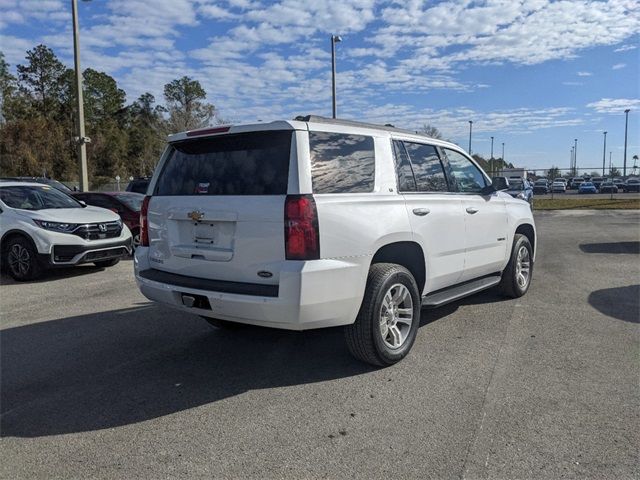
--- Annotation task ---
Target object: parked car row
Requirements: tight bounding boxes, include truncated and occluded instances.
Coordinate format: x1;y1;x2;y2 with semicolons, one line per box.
527;176;640;194
0;181;138;280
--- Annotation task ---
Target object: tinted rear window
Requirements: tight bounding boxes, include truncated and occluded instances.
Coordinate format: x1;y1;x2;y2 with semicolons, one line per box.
155;131;292;196
309;132;375;194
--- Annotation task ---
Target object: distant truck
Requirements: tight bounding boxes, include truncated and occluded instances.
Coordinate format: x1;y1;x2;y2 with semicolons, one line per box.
499;168;528;181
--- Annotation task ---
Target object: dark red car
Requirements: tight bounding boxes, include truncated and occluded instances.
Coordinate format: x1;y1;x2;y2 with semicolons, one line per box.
71;192;143;249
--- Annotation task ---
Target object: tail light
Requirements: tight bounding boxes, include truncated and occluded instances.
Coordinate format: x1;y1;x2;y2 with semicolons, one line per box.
285;194;320;260
140;195;151;247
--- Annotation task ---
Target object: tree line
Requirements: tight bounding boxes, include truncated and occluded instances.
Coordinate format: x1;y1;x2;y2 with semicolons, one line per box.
0;45;221;187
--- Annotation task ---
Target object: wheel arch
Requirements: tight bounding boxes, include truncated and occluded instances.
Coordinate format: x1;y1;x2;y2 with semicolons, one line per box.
515;223;536;259
1;229;38;254
370;241;426;295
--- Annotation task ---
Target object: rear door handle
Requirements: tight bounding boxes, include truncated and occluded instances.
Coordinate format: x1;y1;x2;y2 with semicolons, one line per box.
412;208;430;216
466;207;479;214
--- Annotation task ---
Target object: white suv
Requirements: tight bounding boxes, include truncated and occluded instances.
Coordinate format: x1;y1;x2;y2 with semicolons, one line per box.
0;182;132;280
134;116;536;366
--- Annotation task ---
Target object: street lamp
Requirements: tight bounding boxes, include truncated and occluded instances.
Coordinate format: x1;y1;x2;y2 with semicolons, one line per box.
490;136;494;175
331;35;342;119
574;138;578;175
623;108;630;177
72;0;90;191
570;147;574;174
602;131;607;176
502;142;505;162
468;120;473;154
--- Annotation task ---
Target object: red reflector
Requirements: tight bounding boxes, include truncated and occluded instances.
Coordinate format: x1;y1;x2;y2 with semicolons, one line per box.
185;126;231;137
140;195;151;247
285;195;320;260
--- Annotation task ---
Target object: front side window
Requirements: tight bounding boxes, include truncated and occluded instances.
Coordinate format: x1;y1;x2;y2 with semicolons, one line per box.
403;142;448;192
443;149;488;193
309;132;375;194
0;185;82;210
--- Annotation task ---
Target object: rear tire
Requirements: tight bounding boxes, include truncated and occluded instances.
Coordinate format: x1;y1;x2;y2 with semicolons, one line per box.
201;317;245;330
94;258;120;268
344;263;420;367
3;236;43;281
498;234;533;298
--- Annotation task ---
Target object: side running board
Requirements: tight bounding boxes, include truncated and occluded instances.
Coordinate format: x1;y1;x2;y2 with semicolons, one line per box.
422;274;501;308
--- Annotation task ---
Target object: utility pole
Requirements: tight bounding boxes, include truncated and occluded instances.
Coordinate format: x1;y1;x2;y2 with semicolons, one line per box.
331;35;342;119
574;138;578;175
602;131;607;176
490;136;494;176
468;120;473;154
570;147;574;175
501;142;505;163
72;0;89;191
623;109;630;177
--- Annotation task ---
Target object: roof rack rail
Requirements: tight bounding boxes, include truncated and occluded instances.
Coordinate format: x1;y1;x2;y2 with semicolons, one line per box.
293;114;421;136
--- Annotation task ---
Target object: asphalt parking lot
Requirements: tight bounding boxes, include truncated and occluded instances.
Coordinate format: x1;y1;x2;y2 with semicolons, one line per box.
1;210;639;479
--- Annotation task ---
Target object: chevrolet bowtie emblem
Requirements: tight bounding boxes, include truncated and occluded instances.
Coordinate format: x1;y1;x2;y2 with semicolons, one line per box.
188;210;204;221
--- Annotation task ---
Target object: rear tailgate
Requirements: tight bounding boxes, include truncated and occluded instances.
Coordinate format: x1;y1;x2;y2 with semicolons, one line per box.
146;129;294;285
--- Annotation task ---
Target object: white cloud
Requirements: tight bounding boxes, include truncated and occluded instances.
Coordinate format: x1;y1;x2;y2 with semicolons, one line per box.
563;81;584;86
577;71;592;76
612;63;627;70
587;98;640;114
614;44;637;52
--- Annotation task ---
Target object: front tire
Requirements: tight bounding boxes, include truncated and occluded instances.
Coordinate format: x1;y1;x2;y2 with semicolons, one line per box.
344;263;421;367
3;236;43;281
94;258;120;268
498;234;533;298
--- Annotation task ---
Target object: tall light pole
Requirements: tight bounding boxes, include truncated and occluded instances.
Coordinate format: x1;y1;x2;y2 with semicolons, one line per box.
570;146;574;175
490;136;494;175
331;35;342;119
501;142;504;162
574;138;578;175
468;120;473;154
623;108;630;177
72;0;89;191
602;131;607;176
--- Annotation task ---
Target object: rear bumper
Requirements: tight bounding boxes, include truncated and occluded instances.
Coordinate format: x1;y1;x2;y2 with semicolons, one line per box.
134;248;370;331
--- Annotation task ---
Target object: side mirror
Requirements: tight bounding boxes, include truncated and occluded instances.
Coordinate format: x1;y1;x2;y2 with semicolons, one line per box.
491;176;510;191
78;200;87;208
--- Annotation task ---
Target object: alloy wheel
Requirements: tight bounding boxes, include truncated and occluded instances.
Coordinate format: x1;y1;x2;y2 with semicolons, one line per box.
8;243;31;277
379;283;414;349
515;245;531;289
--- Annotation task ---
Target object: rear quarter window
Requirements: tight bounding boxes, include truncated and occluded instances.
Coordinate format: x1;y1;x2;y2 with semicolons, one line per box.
309;132;375;194
155;131;292;196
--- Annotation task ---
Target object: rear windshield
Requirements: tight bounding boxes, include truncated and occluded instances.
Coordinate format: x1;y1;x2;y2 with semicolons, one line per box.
155;131;292;196
113;192;144;211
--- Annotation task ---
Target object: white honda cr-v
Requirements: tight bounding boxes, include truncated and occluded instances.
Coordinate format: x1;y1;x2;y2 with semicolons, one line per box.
135;116;536;366
0;181;132;281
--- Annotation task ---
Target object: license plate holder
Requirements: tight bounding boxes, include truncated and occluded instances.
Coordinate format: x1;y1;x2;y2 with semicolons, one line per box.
193;222;216;245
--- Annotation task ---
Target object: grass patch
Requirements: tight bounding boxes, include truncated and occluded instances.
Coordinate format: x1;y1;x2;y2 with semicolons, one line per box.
534;197;640;210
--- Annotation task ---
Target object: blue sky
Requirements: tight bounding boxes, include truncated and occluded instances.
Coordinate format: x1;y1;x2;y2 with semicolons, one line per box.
1;0;639;172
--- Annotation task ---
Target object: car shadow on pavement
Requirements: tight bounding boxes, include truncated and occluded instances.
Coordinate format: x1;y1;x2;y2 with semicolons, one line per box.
588;285;639;323
0;258;132;285
1;305;373;438
579;241;640;254
1;291;507;438
420;289;509;327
